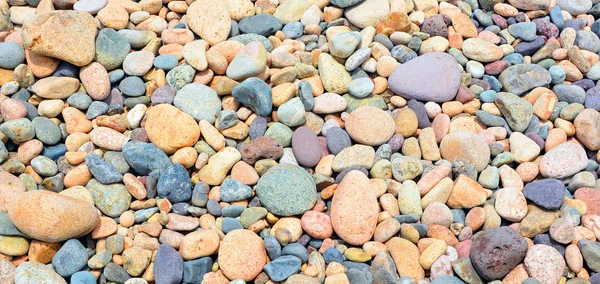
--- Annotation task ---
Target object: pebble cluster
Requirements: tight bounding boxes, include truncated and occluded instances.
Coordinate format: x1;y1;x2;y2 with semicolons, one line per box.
2;0;600;283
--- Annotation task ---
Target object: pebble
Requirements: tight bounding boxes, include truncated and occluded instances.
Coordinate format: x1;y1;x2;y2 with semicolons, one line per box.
470;227;528;280
175;83;222;123
440;130;490;172
154;244;183;284
331;171;379;246
524;178;564;210
145;104;200;154
14;262;67;284
256;163;317;216
524;245;565;284
218;229;267;281
22;11;96;66
389;52;460;102
292;126;321;167
0;42;25;69
539;142;588;178
52;239;88;277
345;106;395;146
8;190;99;243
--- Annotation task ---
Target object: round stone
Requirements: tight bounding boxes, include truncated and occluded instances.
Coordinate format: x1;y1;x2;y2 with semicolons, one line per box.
524;245;565;284
345;106;395;146
145;104;200;154
218;229;267;281
256;164;317;216
539;142;588;178
440;130;491;172
470;227;528;280
174;83;222;123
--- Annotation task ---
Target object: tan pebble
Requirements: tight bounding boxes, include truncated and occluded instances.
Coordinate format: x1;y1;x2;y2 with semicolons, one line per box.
179;229;220;260
120;211;135;228
331;171;379;245
218;229;266;281
271;217;303;242
91;217;118;239
230;161;259;185
170;147;198;169
387;237;424;281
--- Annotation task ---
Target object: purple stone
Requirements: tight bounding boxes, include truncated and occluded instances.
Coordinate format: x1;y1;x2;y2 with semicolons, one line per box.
291;126;321;168
524;178;565;210
388;52;460;103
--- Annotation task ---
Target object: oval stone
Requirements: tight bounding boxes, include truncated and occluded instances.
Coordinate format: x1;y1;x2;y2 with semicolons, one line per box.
256;164;317;216
388;52;461;102
292;126;321;168
218;229;267;281
331;170;379;246
8;190;99;243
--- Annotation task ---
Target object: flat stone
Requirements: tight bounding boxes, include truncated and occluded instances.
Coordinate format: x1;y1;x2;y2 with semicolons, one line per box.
187;0;231;46
499;64;552;95
22;11;96;66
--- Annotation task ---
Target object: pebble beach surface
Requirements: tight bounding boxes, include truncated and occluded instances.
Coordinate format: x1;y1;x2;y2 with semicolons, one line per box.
2;0;600;283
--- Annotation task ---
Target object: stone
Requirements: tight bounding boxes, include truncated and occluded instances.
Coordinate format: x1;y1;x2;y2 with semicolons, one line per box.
470;227;528;280
440;130;490;172
52;239;87;277
238;14;282;36
0;42;25;69
179;230;220;260
344;0;390;28
256;163;317;216
22;11;96;66
345;106;395;146
226;41;267;80
524;179;564;210
145;104;200;154
157;164;192;203
462;38;504;62
218;230;267;281
292;126;321;168
187;0;231;46
387;237;424;281
264;255;302;282
331;170;379;245
539;142;588;178
494;187;528;222
272;0;310;24
87;179;131;217
499;64;552;95
574;108;600;150
95;28;131;70
232;77;273;116
31;77;80;99
495;92;534;133
175;83;221;123
388;52;461;103
85;154;123;184
318;53;352;94
155;244;184;284
524;245;565;284
8;190;98;243
14;262;67;284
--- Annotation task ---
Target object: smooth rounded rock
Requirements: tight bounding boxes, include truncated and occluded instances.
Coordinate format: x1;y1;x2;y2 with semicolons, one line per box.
331;170;379;246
